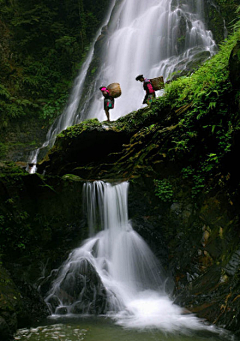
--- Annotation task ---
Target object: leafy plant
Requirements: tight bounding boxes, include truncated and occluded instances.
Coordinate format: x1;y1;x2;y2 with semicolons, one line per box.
0;0;110;126
154;179;174;202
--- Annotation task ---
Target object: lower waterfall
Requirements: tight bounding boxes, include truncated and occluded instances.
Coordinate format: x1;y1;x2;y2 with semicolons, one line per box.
45;181;217;333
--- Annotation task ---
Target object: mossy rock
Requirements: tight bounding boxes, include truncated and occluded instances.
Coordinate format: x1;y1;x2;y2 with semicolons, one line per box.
62;174;83;182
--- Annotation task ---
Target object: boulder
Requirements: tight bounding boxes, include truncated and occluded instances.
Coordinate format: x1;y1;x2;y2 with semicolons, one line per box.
47;259;107;315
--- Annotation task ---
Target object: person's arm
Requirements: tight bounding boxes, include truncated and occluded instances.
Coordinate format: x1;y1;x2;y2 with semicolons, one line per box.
143;81;147;91
143;80;150;94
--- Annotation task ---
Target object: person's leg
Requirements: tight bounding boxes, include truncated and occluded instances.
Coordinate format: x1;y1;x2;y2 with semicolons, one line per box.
105;109;110;121
147;93;155;105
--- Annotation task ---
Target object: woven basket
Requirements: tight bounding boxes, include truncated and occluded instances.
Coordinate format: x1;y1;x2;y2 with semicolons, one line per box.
150;76;164;90
107;83;122;98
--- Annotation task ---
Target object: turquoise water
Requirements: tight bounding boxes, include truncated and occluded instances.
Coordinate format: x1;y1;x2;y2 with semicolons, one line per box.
14;316;235;341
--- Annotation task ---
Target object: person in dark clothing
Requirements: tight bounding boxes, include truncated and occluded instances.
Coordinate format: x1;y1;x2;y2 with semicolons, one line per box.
136;75;156;105
99;86;115;121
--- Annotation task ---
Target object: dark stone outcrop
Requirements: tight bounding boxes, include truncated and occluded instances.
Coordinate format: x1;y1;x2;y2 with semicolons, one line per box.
205;0;239;44
37;107;172;178
37;119;133;176
52;259;107;315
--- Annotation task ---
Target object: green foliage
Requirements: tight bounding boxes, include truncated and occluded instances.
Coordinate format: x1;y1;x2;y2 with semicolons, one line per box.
154;179;174;202
0;143;8;159
58;118;102;139
230;5;240;32
0;82;40;120
0;0;110;124
40;92;69;123
181;167;205;198
0;196;31;254
149;27;240;198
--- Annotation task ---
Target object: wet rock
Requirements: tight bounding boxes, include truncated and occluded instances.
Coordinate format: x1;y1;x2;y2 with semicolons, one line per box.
38;269;60;297
47;295;61;314
225;249;240;276
185;50;211;72
55;306;68;315
168;49;211;82
57;259;107;314
170;202;182;215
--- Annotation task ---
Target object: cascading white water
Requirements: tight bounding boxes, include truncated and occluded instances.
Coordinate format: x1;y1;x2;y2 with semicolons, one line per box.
28;0;217;170
81;0;216;122
45;181;219;334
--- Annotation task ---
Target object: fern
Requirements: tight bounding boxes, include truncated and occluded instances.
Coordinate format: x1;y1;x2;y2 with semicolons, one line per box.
0;85;11;99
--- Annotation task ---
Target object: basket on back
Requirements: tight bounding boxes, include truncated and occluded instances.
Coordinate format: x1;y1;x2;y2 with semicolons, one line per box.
107;83;122;98
150;76;164;90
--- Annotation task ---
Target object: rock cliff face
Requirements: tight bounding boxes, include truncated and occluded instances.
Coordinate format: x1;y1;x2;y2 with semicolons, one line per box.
205;0;239;44
0;118;48;162
1;37;240;341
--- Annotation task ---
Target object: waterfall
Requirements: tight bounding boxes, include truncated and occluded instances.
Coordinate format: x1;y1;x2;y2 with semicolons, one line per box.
45;181;218;333
81;0;216;122
28;0;217;170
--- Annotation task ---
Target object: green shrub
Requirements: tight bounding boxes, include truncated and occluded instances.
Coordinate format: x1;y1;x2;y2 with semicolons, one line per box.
154;179;174;202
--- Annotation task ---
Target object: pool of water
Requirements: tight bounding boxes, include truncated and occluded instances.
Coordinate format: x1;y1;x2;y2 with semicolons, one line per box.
14;316;236;341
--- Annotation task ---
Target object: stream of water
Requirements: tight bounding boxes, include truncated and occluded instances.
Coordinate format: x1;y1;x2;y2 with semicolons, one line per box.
15;182;236;341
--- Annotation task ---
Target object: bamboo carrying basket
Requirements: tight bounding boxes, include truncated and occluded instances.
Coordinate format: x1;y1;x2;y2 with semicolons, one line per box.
107;83;122;98
150;76;164;90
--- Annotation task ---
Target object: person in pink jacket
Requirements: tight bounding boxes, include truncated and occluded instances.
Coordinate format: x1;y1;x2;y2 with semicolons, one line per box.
136;75;156;105
99;87;115;121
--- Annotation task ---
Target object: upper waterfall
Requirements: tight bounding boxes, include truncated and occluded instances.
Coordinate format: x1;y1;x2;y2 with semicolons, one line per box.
28;0;217;170
64;0;216;123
